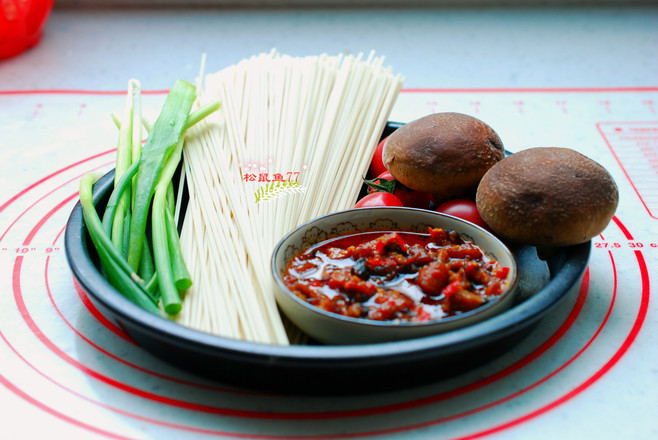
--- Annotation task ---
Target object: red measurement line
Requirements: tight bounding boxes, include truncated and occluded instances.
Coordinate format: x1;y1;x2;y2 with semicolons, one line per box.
0;370;136;440
47;224;129;342
612;216;635;240
0;329;250;439
401;87;658;93
2;294;266;438
1;87;657;97
0;161;114;243
0;150;115;217
19;194;77;246
318;271;591;419
72;280;135;344
0;89;169;96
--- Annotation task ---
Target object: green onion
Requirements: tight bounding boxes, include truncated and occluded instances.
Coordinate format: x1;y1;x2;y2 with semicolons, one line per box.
126;79;197;271
81;79;219;316
112;81;138;254
138;239;156;289
186;100;221;128
79;174;158;313
146;273;159;294
166;182;175;213
152;187;180;314
102;159;140;237
151;137;188;314
166;206;192;291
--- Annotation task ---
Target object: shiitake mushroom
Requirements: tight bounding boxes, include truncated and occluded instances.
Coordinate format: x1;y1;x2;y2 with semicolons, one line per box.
382;112;504;202
475;147;619;247
382;112;618;248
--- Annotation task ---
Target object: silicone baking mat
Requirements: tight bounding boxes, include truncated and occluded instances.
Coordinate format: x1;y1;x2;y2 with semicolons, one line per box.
1;87;656;439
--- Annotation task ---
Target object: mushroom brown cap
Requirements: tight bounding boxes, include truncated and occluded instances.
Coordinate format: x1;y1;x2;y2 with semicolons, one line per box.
382;112;505;199
475;147;619;247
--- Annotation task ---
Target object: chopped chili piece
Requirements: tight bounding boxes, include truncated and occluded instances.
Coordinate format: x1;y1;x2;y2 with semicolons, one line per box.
446;289;486;312
417;261;450;296
283;229;511;323
441;280;463;298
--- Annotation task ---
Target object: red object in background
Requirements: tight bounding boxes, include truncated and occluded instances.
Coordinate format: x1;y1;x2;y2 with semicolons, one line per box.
1;0;54;60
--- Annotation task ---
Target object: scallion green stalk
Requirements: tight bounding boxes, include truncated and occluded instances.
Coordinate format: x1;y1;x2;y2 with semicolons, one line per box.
126;79;197;271
151;138;189;314
102;159;140;237
112;81;138;254
166;206;192;291
79;174;158;313
138;239;156;289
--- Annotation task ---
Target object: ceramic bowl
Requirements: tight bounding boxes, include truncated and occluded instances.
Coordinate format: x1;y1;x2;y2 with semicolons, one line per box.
272;207;519;345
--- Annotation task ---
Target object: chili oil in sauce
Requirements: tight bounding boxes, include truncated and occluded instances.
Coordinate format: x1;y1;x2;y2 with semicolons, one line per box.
283;228;510;323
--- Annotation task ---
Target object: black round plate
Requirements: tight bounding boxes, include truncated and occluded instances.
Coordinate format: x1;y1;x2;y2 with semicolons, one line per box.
64;123;590;395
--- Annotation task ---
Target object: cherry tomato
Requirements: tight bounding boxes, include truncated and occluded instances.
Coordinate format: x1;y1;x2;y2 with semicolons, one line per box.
367;171;432;210
435;198;490;230
367;171;397;193
397;189;432;210
354;192;404;208
367;138;388;178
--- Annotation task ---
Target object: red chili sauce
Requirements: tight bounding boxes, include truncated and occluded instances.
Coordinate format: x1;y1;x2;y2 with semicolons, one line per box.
283;228;510;323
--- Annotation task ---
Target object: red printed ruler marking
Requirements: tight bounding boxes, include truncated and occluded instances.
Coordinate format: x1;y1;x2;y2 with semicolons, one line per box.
597;121;658;220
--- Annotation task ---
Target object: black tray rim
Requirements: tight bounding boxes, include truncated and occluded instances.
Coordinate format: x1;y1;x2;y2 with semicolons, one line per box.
65;172;590;371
